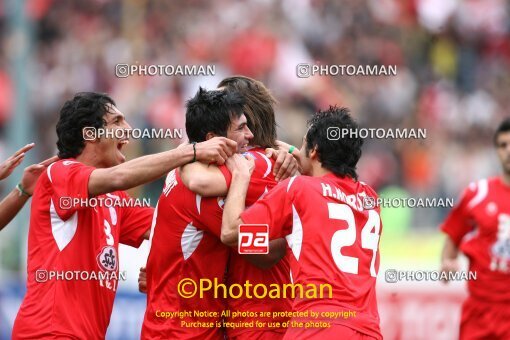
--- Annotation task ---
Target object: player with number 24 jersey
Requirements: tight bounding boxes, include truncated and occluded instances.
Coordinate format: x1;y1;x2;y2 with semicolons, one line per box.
219;107;383;338
240;173;382;339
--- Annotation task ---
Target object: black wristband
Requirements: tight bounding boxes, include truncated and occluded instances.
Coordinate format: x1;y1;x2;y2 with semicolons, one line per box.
191;142;197;163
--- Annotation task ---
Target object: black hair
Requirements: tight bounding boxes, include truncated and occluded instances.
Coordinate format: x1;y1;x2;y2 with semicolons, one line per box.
56;92;116;158
185;87;245;143
494;118;510;146
218;76;277;148
306;106;363;179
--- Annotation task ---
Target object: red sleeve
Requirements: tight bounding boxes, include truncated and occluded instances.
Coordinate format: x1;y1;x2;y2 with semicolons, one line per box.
218;165;232;188
240;177;295;240
118;192;154;248
48;160;95;220
247;150;273;181
219;151;273;195
195;154;276;239
244;151;276;206
440;184;477;246
196;197;223;238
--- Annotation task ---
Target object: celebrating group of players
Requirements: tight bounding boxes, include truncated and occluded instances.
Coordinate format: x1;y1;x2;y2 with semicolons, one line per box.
140;78;381;340
3;76;382;339
1;74;508;339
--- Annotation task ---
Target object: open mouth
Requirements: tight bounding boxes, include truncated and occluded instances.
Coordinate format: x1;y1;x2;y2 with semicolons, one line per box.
117;139;129;149
117;139;129;159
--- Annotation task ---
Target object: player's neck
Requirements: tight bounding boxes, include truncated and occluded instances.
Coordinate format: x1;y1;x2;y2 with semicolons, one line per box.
75;149;107;168
311;162;332;177
501;173;510;187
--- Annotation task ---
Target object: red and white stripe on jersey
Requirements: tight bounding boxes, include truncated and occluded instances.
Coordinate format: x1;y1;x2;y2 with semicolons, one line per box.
13;159;153;339
283;176;303;261
467;179;488;209
241;173;383;339
441;176;510;303
223;148;292;339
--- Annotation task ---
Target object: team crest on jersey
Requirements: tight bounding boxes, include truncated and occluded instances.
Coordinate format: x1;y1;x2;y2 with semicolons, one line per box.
217;197;225;210
97;246;118;272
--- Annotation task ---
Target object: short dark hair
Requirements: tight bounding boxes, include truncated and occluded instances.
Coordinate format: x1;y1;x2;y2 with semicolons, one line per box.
56;92;116;159
185;87;245;143
218;76;277;148
494;118;510;146
305;106;363;179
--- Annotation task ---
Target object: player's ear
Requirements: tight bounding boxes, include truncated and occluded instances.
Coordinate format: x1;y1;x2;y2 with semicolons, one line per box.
205;132;217;141
309;146;319;160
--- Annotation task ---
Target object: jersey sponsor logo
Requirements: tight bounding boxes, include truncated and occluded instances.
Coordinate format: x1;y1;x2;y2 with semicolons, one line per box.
238;224;269;254
97;245;118;271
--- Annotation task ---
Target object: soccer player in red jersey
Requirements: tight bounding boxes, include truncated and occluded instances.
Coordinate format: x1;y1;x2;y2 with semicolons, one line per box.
178;76;296;340
222;107;383;340
440;118;510;339
12;92;236;339
0;143;57;231
142;87;292;339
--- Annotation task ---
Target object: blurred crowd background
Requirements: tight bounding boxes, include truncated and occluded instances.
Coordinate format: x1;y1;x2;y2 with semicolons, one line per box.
0;0;509;338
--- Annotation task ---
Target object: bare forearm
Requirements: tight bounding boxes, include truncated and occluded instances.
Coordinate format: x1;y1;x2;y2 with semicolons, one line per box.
441;236;459;261
89;145;194;196
180;163;228;197
0;189;30;231
221;172;250;247
243;238;287;269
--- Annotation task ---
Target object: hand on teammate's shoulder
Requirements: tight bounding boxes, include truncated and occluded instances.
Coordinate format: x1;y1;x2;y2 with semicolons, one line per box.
196;137;237;165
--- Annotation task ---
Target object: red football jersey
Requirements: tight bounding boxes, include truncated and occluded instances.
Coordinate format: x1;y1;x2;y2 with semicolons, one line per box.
223;148;292;339
12;159;153;339
441;177;510;302
142;148;291;339
142;168;229;340
241;173;383;339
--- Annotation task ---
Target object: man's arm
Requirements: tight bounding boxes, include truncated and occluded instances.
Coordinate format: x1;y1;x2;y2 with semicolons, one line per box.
180;147;297;197
438;185;476;283
138;266;147;293
0;189;30;231
275;140;302;175
267;144;299;181
180;162;228;197
221;155;253;247
0;143;35;181
88;137;236;197
440;236;460;283
142;229;151;240
243;238;287;269
0;156;58;231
